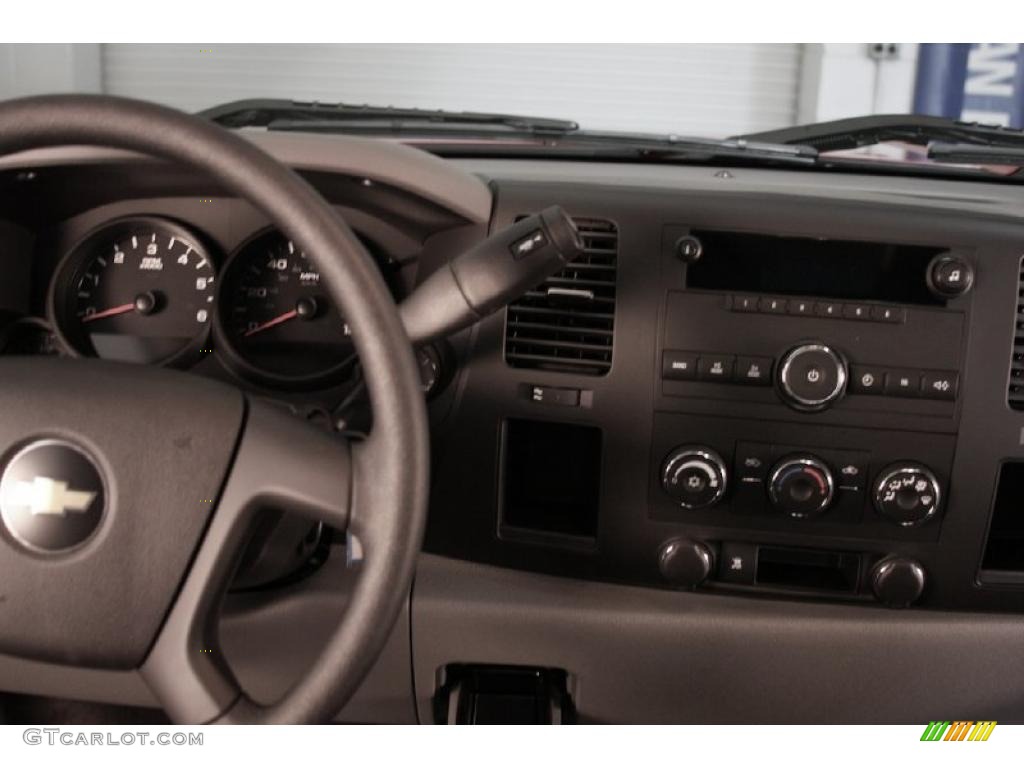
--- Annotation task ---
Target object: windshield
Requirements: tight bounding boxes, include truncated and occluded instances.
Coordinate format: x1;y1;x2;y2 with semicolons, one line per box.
3;43;1023;177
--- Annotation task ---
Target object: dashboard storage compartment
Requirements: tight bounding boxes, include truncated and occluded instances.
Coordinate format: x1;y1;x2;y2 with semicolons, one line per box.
499;418;601;541
755;546;861;593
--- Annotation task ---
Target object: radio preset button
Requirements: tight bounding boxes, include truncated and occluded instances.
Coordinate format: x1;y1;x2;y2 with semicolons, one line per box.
788;298;814;316
814;301;842;318
758;297;787;314
870;305;906;323
842;303;871;320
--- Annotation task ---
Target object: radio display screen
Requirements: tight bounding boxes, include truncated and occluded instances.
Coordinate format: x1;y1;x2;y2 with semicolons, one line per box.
686;230;945;305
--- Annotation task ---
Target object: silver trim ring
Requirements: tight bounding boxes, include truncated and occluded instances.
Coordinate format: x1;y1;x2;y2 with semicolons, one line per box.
777;342;847;410
768;455;835;517
872;464;941;527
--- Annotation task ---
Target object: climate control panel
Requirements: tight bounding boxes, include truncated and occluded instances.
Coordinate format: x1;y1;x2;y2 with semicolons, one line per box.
649;412;955;544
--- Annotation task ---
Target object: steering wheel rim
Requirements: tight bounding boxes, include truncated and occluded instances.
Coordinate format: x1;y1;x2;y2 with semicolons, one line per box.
0;94;430;723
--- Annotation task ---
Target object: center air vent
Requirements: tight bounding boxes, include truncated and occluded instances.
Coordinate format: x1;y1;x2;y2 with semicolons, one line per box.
1010;256;1024;409
504;218;617;376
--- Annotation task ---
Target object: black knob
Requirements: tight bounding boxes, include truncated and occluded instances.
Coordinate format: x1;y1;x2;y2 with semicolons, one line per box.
871;557;926;607
777;342;847;411
658;538;714;588
661;446;728;509
927;253;973;298
873;463;942;526
674;235;703;263
768;454;835;518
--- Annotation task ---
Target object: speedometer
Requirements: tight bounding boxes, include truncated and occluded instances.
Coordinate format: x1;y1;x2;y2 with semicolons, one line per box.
214;229;356;388
49;217;216;366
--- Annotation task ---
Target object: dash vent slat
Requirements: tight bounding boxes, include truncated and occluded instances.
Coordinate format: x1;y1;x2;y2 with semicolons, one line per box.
1009;257;1024;409
504;217;617;376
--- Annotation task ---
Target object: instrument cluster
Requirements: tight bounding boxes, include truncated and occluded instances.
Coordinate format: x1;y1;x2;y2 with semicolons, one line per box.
10;215;404;393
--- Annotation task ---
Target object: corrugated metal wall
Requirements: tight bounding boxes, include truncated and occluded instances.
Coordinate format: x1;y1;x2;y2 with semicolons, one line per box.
101;44;804;136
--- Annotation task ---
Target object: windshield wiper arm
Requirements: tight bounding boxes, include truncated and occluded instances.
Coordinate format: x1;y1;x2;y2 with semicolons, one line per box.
733;114;1024;153
198;98;579;135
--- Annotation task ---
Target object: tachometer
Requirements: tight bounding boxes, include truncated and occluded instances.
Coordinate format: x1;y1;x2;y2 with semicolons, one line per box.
214;229;356;387
49;217;216;366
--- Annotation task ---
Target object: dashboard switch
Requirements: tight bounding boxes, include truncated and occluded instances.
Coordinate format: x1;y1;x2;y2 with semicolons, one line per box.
928;253;974;298
736;356;772;385
921;371;958;400
658;538;715;588
849;364;884;395
528;385;580;407
698;354;735;382
662;350;698;380
717;541;756;585
871;557;926;608
873;463;941;526
768;454;835;518
884;369;920;397
661;446;728;509
777;342;847;411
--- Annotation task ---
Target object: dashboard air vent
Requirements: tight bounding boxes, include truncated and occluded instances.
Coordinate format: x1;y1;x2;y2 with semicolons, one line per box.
504;218;617;376
1011;256;1024;409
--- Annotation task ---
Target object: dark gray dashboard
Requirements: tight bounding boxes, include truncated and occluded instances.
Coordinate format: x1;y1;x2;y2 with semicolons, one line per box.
3;140;1024;723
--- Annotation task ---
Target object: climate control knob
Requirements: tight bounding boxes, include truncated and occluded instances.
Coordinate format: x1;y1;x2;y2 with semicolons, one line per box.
768;454;835;518
873;463;941;526
777;342;847;411
661;446;728;509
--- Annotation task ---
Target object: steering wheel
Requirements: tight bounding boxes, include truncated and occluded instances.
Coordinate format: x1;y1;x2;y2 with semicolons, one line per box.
0;95;430;723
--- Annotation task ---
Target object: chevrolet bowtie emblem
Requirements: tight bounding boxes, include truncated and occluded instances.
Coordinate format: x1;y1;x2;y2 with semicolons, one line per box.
5;476;97;516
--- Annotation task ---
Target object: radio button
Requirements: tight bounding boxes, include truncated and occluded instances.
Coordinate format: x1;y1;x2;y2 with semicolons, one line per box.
870;305;906;323
736;356;772;385
884;369;921;397
788;298;814;316
777;343;848;411
849;364;885;395
842;303;871;320
814;301;843;318
698;354;735;381
921;371;958;401
731;295;758;312
759;296;787;314
663;350;698;380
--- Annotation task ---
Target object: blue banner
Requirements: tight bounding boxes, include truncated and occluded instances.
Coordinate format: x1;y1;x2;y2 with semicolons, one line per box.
914;43;1024;127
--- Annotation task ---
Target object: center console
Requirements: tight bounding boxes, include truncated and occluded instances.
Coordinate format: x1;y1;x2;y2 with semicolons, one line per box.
650;227;972;606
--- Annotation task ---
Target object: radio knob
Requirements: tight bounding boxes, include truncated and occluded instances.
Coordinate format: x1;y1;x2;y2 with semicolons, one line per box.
871;557;926;607
658;538;714;588
777;342;848;411
768;454;835;518
873;463;942;526
661;446;728;509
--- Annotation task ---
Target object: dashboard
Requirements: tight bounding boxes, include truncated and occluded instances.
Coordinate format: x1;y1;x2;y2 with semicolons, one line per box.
5;134;1024;723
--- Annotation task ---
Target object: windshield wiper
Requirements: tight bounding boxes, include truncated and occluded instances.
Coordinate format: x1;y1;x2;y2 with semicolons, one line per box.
733;114;1024;153
198;98;579;136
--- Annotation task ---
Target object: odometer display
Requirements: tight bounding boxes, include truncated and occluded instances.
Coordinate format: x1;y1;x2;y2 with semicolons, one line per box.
51;218;216;366
216;230;356;386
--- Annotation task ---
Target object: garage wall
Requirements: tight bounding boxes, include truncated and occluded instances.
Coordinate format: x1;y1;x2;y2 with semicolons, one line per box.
100;44;804;137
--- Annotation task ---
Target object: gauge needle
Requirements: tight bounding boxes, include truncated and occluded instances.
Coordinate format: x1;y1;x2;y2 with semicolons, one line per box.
81;303;136;323
244;309;298;337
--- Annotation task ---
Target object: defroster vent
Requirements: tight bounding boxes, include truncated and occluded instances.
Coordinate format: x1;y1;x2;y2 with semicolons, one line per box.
1011;256;1024;409
505;218;617;376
